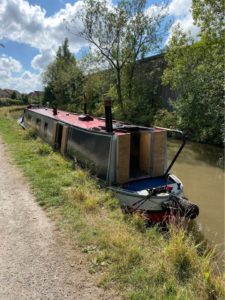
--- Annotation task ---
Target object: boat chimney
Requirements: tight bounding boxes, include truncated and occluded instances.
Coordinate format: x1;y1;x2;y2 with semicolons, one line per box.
83;93;88;115
53;106;57;116
104;96;113;133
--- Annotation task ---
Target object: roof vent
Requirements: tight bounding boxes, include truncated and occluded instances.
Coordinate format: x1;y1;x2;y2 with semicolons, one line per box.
78;114;93;121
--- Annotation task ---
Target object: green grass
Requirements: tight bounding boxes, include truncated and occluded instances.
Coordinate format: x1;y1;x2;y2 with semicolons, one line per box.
0;107;224;299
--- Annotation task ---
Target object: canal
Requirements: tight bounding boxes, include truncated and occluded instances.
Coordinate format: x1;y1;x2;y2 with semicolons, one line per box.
168;140;224;255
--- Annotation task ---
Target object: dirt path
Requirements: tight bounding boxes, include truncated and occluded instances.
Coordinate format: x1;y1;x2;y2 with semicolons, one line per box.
0;140;116;300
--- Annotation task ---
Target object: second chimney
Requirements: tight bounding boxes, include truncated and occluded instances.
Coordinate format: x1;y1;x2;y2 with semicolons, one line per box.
83;93;88;115
53;106;58;116
104;96;113;133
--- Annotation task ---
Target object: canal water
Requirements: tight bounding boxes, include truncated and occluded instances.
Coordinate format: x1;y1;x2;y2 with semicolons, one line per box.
168;140;224;254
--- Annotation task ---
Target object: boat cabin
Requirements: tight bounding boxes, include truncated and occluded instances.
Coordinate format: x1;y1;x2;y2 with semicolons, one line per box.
23;104;167;186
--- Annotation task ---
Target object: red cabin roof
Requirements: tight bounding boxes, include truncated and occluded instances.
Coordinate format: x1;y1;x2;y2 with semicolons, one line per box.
28;107;128;135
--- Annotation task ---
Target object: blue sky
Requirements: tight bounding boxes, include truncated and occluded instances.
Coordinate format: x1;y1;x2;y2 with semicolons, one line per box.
28;0;75;16
0;0;198;93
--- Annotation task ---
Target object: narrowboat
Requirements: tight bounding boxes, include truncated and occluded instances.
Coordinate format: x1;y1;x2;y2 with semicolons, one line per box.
20;97;199;223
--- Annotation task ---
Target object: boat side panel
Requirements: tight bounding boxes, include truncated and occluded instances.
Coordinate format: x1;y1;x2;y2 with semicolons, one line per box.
24;109;55;144
111;187;167;211
67;126;112;180
111;186;182;211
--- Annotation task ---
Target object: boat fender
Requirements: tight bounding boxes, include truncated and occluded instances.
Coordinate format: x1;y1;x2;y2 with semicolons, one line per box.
17;116;26;129
161;195;199;219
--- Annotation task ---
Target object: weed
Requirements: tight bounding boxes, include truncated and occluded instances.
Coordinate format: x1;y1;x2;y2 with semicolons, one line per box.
125;213;147;233
82;245;97;253
24;128;38;140
36;142;52;156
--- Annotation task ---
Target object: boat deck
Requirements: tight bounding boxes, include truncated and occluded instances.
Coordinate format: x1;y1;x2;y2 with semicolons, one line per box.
123;177;175;192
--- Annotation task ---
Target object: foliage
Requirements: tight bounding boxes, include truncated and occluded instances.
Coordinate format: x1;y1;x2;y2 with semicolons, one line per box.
0;107;224;299
43;38;84;108
74;0;167;112
36;142;53;156
0;97;23;107
162;0;224;145
11;91;17;99
20;94;29;105
192;0;224;37
81;52;166;124
83;70;114;115
24;128;38;140
153;108;178;128
122;55;166;125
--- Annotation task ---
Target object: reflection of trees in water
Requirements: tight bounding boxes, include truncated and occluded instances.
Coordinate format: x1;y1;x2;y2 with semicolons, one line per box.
167;139;224;169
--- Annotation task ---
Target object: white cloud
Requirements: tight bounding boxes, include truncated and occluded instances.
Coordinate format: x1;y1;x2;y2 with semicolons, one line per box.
0;55;23;74
0;55;42;93
145;3;168;18
168;0;192;17
0;0;89;91
0;0;199;54
2;71;42;93
0;0;87;54
167;0;199;42
171;14;199;36
31;49;56;71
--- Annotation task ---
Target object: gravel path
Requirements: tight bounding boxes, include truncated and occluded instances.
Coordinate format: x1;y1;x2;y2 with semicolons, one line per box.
0;141;116;300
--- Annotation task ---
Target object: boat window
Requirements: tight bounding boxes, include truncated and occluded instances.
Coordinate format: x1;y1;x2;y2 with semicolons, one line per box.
44;122;48;132
36;119;41;128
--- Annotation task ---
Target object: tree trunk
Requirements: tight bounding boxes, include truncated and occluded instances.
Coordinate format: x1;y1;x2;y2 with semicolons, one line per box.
116;68;124;113
127;63;135;101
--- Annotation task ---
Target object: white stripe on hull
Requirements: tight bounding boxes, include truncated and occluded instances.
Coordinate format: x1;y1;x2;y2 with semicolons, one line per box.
110;175;183;211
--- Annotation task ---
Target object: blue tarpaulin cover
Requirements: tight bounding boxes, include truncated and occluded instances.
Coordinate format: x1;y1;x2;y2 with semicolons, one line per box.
123;177;174;192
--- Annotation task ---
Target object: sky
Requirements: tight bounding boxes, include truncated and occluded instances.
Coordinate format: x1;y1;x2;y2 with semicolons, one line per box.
0;0;199;93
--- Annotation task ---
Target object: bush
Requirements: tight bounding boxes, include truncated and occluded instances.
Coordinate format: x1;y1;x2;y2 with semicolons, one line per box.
153;108;178;129
0;98;23;107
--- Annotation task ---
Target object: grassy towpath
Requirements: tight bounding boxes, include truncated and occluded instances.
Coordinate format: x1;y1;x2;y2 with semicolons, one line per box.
0;107;224;299
0;140;115;300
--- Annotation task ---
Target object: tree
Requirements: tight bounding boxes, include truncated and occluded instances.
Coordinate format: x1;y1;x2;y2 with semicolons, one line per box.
43;86;55;105
11;91;17;99
162;1;224;145
124;55;165;125
72;0;167;112
21;94;29;105
43;38;84;108
192;0;224;37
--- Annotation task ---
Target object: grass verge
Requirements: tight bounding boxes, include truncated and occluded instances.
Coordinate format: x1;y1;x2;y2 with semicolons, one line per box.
0;107;224;299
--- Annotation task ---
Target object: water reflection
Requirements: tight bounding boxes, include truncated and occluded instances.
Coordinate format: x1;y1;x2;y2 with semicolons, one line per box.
168;139;224;168
168;140;224;253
